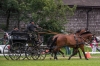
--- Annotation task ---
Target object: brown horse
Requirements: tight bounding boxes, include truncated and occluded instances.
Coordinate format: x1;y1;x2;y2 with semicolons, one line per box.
47;28;88;58
50;31;94;60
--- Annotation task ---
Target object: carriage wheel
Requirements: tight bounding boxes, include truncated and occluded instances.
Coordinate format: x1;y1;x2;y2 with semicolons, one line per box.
3;44;11;60
26;46;39;60
19;44;27;60
19;47;26;60
38;49;46;60
9;42;22;60
25;46;32;60
31;48;40;60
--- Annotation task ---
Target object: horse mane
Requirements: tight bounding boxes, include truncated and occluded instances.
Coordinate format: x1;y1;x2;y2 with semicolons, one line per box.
80;31;91;35
75;29;81;33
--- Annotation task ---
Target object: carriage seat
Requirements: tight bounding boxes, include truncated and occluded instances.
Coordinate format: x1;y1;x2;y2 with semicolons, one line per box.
10;32;28;41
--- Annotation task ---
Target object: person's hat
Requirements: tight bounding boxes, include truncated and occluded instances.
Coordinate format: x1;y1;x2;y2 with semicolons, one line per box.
30;19;34;23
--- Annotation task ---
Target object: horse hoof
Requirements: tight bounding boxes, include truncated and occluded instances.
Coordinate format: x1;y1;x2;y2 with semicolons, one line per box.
68;57;70;60
50;58;52;60
86;58;88;60
54;58;58;60
54;59;58;60
63;55;65;57
79;57;82;59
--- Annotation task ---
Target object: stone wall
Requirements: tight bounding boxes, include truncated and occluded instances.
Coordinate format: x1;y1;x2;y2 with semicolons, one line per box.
0;10;19;31
65;8;100;36
0;11;6;25
0;8;100;36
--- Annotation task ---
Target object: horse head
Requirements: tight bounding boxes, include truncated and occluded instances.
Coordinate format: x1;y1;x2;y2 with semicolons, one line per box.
80;31;94;44
75;28;88;36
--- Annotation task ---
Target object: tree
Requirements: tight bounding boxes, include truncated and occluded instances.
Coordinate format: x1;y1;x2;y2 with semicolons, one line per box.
25;0;76;42
1;0;76;42
0;0;19;30
29;0;76;32
1;0;76;31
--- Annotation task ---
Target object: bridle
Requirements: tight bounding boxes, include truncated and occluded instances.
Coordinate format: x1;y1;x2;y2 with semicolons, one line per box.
79;34;94;45
74;32;94;46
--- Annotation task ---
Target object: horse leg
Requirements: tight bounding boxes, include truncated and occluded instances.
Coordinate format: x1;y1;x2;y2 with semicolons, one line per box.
59;50;65;57
68;48;78;60
54;51;58;60
70;48;82;59
80;46;88;60
50;50;64;60
77;49;82;59
53;47;61;60
82;50;88;60
50;52;54;60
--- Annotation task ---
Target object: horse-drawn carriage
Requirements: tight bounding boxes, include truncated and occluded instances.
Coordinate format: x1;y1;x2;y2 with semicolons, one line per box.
3;31;47;60
3;28;94;60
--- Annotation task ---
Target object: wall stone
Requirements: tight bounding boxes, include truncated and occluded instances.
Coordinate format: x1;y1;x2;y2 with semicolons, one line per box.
0;11;19;31
65;8;100;36
0;8;100;36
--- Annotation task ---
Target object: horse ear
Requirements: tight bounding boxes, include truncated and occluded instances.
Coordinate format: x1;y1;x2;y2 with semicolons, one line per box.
85;28;90;32
85;28;88;31
75;29;81;33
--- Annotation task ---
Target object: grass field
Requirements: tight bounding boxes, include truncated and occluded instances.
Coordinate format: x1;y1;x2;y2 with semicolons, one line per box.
0;46;100;66
0;54;100;66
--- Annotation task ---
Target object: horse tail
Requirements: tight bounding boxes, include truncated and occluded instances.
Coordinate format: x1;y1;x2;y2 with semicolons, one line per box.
47;36;53;47
49;37;58;52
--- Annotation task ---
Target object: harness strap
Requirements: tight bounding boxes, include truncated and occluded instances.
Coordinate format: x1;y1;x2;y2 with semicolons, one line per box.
74;34;79;48
79;36;90;45
74;34;86;48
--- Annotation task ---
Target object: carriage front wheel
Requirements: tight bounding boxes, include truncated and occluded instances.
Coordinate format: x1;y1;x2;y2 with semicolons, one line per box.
25;46;39;60
38;48;46;60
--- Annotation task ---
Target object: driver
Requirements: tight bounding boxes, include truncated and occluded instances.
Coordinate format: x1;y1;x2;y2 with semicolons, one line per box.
27;20;41;45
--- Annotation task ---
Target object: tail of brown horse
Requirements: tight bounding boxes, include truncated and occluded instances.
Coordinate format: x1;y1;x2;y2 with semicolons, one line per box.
49;37;58;52
47;36;53;47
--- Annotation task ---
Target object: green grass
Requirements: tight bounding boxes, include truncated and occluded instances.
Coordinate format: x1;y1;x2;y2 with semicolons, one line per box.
0;46;100;66
0;55;100;66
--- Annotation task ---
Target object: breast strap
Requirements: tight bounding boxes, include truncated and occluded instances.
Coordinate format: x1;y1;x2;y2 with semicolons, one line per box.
74;34;85;48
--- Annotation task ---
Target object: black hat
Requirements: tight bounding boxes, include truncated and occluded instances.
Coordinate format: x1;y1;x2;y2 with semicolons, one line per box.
30;19;34;23
14;26;17;29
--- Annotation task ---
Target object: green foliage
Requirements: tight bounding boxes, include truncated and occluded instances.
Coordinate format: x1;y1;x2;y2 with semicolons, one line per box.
10;0;76;32
1;0;19;12
29;0;76;42
1;0;76;32
1;0;76;41
7;0;76;42
0;24;6;30
31;0;76;32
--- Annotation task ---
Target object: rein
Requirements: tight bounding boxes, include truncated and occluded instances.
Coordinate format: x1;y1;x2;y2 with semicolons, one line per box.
38;32;58;34
74;34;90;46
80;35;91;45
38;29;59;35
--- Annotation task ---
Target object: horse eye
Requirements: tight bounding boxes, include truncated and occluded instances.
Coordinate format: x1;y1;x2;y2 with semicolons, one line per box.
92;36;94;37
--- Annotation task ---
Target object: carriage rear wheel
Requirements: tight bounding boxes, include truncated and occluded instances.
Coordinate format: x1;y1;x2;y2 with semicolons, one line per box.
9;42;23;60
3;44;11;60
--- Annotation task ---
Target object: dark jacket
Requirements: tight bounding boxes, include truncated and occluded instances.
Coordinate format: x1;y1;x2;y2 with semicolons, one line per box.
11;30;19;35
27;24;37;32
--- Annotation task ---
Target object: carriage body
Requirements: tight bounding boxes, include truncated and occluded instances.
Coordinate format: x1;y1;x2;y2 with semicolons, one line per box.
3;32;29;60
3;31;49;60
10;32;28;44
